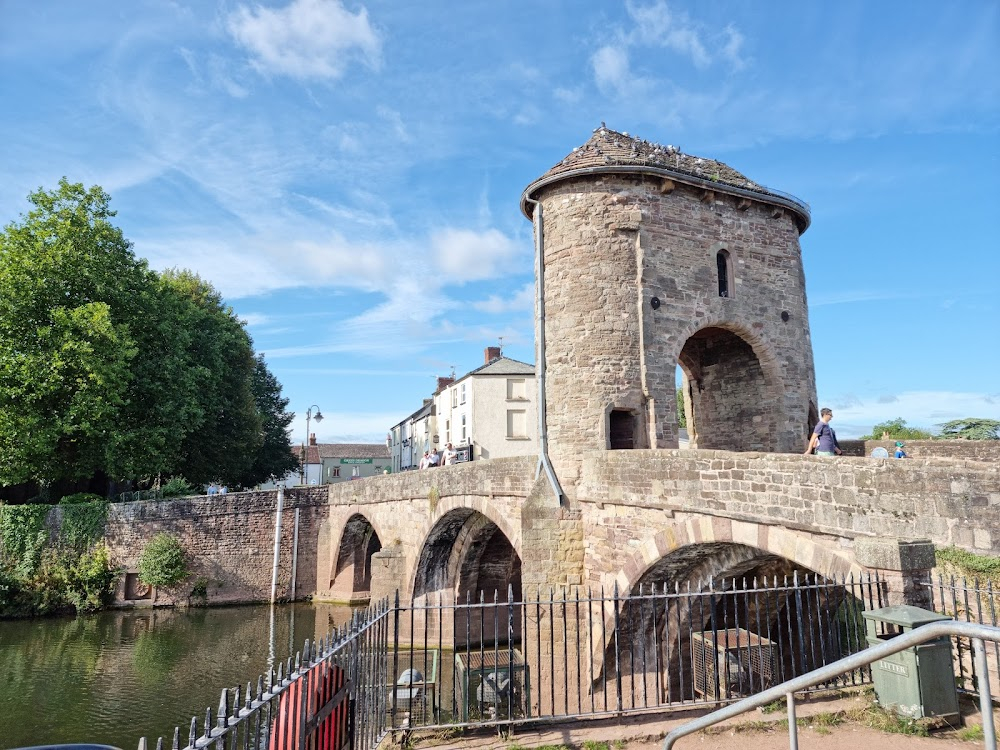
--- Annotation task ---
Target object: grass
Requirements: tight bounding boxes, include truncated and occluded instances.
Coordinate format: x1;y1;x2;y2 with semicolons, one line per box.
957;724;985;742
846;702;934;737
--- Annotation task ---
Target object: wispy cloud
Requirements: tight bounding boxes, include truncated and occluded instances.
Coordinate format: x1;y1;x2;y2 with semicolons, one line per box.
227;0;381;81
473;283;534;314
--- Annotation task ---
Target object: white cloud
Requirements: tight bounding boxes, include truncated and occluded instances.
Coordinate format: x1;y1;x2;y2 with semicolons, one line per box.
432;228;524;284
824;390;1000;438
627;1;710;68
473;283;534;314
592;45;634;96
240;313;271;326
227;0;381;81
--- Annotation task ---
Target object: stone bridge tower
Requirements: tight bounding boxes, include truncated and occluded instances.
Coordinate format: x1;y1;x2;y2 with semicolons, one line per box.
521;126;818;488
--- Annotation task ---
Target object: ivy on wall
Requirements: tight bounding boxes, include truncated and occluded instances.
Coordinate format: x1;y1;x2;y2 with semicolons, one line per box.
0;500;116;617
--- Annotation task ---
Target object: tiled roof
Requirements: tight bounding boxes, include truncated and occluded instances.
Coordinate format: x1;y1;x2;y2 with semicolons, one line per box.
521;125;810;231
456;356;535;383
316;443;390;460
294;445;321;464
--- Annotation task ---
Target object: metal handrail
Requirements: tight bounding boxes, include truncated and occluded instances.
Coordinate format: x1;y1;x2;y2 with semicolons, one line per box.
663;620;1000;750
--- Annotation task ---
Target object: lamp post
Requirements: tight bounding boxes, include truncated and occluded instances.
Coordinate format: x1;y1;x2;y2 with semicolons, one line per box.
300;405;323;485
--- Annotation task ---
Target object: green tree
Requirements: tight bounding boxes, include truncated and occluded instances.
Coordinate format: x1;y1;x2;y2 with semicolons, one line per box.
242;354;297;487
860;418;933;441
937;418;1000;440
160;269;262;486
676;386;687;429
0;180;145;484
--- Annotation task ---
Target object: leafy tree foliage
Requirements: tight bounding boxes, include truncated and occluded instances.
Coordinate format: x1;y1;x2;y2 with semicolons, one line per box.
859;417;933;441
0;180;142;483
0;180;294;491
243;354;298;487
676;386;687;429
937;418;1000;440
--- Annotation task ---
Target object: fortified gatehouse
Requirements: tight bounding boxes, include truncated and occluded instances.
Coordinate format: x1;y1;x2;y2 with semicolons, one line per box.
96;128;998;729
315;127;999;619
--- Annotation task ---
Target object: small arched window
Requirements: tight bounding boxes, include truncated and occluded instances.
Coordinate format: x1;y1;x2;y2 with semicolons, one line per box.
717;249;731;298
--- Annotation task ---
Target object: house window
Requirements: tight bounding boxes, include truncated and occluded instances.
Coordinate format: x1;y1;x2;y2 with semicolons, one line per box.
445;420;450;442
717;249;731;298
328;467;341;479
460;383;466;404
461;414;467;441
452;388;458;408
506;378;526;400
506;409;527;439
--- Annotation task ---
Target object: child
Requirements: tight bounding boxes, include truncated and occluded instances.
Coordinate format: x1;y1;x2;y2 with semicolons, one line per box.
894;441;908;459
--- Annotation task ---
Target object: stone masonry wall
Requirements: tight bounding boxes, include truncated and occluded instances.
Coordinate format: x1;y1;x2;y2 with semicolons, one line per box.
577;449;1000;563
840;439;1000;462
533;175;817;494
104;487;328;606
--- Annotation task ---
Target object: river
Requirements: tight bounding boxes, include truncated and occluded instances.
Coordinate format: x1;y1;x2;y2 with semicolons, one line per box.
0;602;354;750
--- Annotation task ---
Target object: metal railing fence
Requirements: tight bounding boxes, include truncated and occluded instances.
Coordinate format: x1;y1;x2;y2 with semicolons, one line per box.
134;572;886;747
926;573;1000;699
136;598;393;750
662;620;1000;750
386;571;885;730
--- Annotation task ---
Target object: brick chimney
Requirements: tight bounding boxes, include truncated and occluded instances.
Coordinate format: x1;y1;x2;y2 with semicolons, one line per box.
484;346;501;364
436;376;454;393
309;433;317;445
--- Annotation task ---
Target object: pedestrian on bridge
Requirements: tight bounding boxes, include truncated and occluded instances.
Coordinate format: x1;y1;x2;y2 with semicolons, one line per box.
805;408;842;457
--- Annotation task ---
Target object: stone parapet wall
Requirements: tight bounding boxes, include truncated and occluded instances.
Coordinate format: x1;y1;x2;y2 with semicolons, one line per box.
840;439;1000;462
326;455;537;506
577;449;1000;555
104;487;328;606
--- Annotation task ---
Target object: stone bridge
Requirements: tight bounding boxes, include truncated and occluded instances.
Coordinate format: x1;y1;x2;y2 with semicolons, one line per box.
316;448;999;610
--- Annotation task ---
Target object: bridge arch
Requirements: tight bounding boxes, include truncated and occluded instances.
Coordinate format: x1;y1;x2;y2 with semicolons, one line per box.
411;497;522;606
329;512;383;602
594;519;864;699
607;518;859;597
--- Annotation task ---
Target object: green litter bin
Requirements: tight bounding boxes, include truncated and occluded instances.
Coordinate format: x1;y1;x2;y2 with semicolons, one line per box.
862;605;959;721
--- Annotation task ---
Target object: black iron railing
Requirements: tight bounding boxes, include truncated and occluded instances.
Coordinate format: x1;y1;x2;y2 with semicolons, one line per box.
138;572;885;747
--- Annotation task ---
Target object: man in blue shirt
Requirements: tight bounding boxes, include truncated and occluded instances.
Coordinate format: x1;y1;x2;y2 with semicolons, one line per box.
804;408;842;457
894;441;908;459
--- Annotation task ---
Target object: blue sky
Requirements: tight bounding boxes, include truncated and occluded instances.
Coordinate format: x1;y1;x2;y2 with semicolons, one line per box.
2;0;998;442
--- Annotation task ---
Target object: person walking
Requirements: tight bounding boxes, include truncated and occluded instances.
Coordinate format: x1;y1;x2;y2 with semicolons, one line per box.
805;407;841;456
442;442;458;466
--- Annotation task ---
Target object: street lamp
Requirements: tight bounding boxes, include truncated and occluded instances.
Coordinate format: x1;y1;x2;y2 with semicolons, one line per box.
300;405;323;485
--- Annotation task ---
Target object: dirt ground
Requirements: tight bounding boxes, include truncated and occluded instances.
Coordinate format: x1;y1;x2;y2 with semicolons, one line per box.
401;691;996;750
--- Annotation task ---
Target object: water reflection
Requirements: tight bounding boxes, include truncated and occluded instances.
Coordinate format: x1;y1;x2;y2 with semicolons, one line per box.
0;602;355;750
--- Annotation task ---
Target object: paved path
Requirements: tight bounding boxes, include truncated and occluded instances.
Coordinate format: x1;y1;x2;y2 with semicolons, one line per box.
409;693;994;750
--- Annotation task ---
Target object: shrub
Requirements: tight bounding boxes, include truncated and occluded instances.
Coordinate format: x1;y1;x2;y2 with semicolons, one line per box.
137;533;189;587
65;544;118;612
58;492;104;505
160;477;196;498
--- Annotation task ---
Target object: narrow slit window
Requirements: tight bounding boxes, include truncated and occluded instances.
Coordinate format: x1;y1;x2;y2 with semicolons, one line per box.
717;250;730;298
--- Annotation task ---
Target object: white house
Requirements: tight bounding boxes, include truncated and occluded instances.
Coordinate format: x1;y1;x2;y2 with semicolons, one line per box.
433;347;537;462
389;399;434;472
